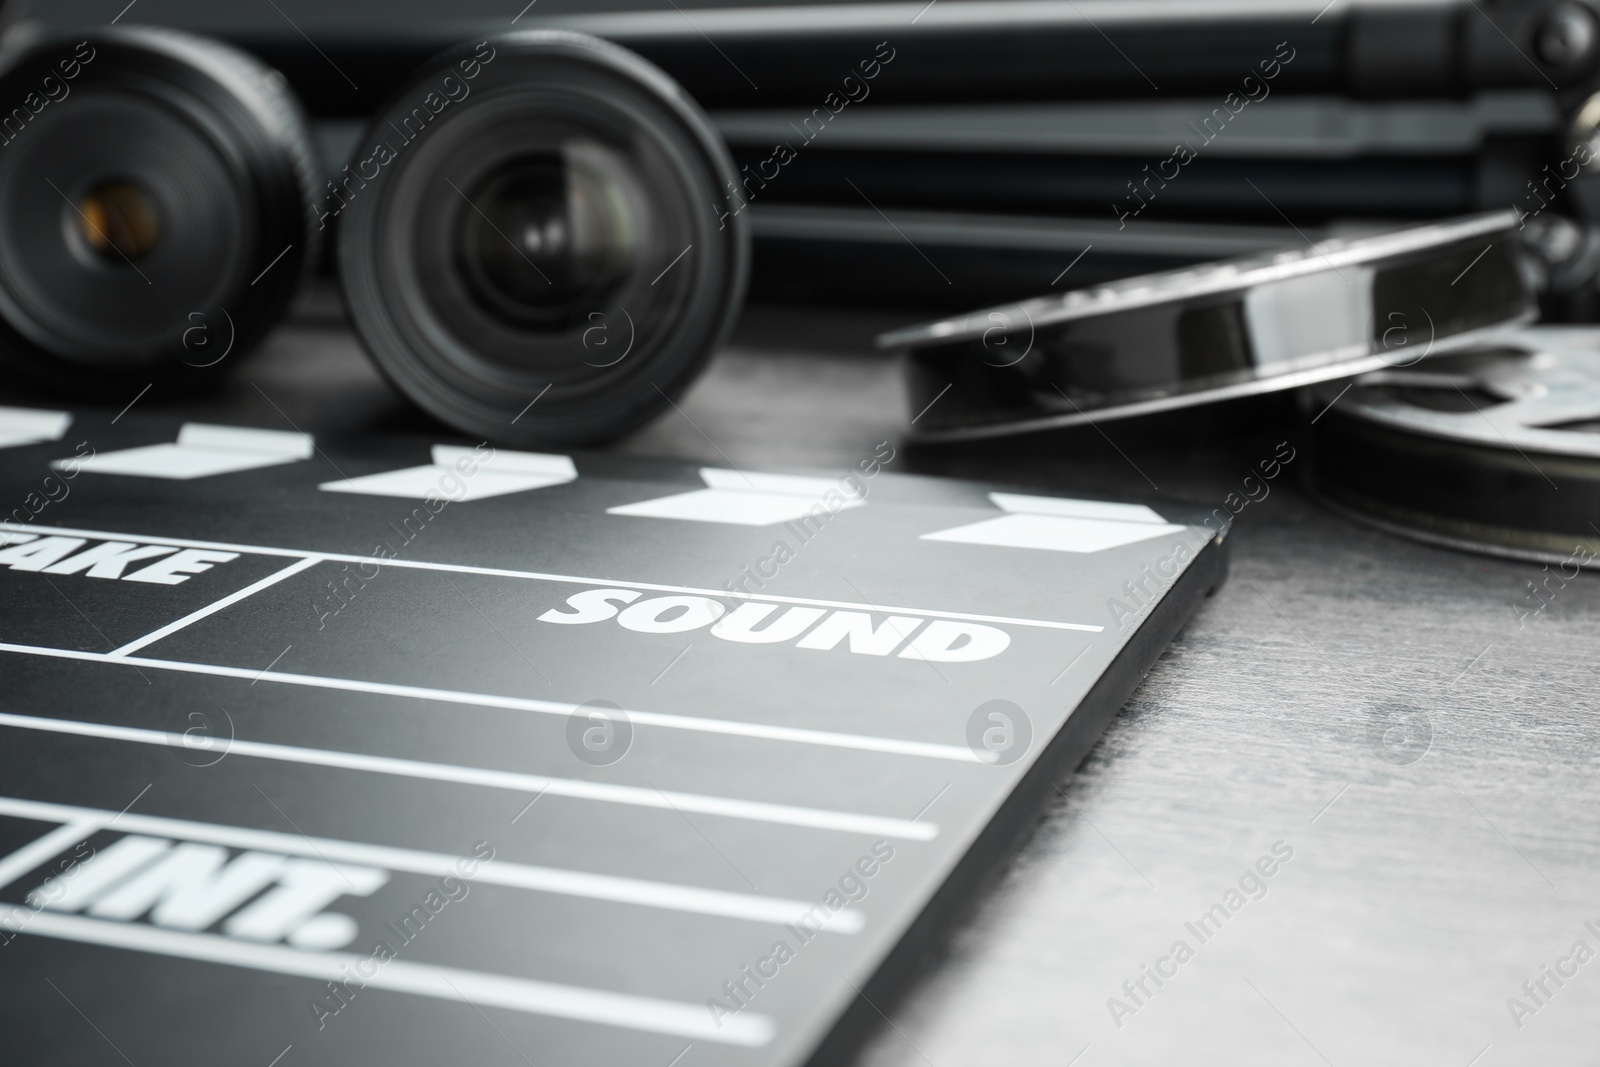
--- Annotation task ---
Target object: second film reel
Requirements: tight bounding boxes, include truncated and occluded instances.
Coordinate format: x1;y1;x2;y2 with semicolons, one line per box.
1306;328;1600;567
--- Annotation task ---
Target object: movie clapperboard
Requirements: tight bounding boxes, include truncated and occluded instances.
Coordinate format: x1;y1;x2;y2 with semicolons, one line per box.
0;406;1227;1066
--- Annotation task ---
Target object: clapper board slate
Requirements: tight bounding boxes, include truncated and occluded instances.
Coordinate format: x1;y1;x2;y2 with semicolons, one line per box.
0;408;1228;1067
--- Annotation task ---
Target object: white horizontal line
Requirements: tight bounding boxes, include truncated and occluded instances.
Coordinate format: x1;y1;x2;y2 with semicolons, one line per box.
108;557;323;658
0;713;938;841
0;642;981;763
7;911;773;1046
0;796;863;932
0;520;1102;633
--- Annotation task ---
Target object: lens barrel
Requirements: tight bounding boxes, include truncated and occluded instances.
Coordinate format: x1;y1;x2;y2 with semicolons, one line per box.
0;27;320;393
336;31;748;447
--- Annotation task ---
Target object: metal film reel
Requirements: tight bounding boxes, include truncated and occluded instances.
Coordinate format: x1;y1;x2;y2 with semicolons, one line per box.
881;212;1535;442
1306;327;1600;565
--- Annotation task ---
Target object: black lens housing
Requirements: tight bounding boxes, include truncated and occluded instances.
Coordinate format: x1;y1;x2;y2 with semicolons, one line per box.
336;31;748;448
0;26;320;394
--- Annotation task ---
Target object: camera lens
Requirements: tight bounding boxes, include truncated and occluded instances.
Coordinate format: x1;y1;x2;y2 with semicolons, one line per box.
0;28;320;394
337;32;748;447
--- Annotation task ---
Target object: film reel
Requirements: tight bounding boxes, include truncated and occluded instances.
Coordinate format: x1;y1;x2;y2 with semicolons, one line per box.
880;212;1535;442
1306;327;1600;565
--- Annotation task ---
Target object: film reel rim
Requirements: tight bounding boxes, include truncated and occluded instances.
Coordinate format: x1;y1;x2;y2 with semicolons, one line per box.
888;209;1535;443
877;210;1523;351
1307;479;1600;570
904;316;1536;444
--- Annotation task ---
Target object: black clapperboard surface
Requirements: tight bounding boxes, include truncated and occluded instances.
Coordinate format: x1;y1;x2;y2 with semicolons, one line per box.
0;406;1227;1066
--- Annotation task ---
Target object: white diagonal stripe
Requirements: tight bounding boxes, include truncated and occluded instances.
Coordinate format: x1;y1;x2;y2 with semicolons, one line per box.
108;557;323;657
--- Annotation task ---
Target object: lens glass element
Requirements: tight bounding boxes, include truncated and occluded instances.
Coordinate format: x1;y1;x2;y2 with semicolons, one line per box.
76;180;161;262
390;95;703;395
455;149;635;330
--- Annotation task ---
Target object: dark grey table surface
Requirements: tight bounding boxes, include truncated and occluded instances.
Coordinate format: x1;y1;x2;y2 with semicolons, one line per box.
9;286;1597;1066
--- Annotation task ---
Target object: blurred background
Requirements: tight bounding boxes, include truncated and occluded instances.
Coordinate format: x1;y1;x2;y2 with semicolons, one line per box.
22;0;1600;315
